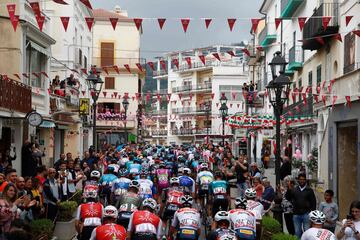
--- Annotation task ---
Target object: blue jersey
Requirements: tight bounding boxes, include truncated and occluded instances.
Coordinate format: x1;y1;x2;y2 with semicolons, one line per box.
179;175;195;194
99;173;117;186
209;180;228;195
112;177;131;196
128;163;142;174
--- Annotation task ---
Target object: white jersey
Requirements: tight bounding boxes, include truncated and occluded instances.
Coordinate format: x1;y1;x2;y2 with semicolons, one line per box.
171;207;201;231
229;209;256;231
196;171;214;185
301;227;336;240
246;200;264;220
137;179;154;197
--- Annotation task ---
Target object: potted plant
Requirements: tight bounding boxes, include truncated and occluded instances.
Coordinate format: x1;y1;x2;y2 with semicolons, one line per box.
272;233;298;240
306;148;318;179
53;200;78;240
30;219;54;240
261;216;282;240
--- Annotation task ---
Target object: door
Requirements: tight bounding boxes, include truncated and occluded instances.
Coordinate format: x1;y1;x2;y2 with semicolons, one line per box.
337;121;358;219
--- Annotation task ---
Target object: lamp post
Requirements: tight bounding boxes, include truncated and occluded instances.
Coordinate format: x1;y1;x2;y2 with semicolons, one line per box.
266;51;291;187
136;103;143;144
204;101;211;144
86;68;103;153
122;97;129;144
219;94;228;146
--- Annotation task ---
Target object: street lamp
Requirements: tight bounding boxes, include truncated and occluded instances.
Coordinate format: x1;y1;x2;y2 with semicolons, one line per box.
204;101;211;144
86;68;103;153
122;97;129;144
266;51;291;187
219;94;228;146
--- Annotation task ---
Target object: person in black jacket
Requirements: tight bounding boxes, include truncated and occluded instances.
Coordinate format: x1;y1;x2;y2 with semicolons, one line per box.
43;168;62;222
280;156;292;181
285;173;316;239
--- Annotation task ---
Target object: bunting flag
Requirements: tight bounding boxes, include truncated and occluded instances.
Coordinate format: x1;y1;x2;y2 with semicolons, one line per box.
60;17;70;31
314;94;319;103
81;68;87;75
14;73;20;80
133;18;143;30
103;92;107;97
113;65;120;74
211;93;215;99
345;16;353;26
41;72;49;78
160;60;167;71
81;90;86;96
316;37;325;45
79;0;92;9
85;17;94;31
158;18;166;29
109;18;118;30
136;63;143;72
298;17;307;32
181;19;190;33
227;51;235;57
328;79;335;92
189;93;193;100
302;93;307;105
227;18;236;31
353;30;360;37
242;48;251;57
322;95;327;106
332;95;338;109
36;15;45;32
124;64;131;73
10;15;19;32
178;93;182;100
167;93;171;102
147;62;155;71
212;53;221;61
316;85;321;94
32;72;40;78
30;2;41;17
205;18;212;29
199;55;206;65
275;18;282;30
185;57;192;68
6;4;16;19
102;67;108;75
172;59;179;69
256;46;264;51
334;33;342;42
231;92;237;100
53;0;68;4
22;73;29;78
251;18;261;32
322;16;332;31
345;96;351;108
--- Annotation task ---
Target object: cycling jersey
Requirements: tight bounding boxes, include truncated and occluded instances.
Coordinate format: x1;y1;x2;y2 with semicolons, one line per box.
171;207;201;231
90;223;127;240
138;179;154;199
196;170;214;186
156;168;170;189
76;202;103;227
116;192;142;211
301;227;336;240
112;177;131;196
246;200;264;220
128;163;142;174
84;180;99;187
229;209;256;240
207;228;239;240
99;174;117;186
209;180;229;195
179;175;195;194
128;210;162;238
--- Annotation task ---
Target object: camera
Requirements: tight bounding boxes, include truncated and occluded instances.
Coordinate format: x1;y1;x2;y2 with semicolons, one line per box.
346;214;353;220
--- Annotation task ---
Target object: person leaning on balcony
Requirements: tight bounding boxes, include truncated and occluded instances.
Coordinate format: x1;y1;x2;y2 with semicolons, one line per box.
51;75;60;92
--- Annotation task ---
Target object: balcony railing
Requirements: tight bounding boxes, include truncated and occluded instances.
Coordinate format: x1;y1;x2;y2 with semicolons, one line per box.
152;130;168;136
97;112;126;121
288;45;304;71
172;106;212;114
0;76;32;113
50;94;66;112
303;3;339;50
283;95;313;119
153;70;168;77
281;0;304;18
344;62;360;75
173;57;243;72
171;128;211;136
172;82;212;93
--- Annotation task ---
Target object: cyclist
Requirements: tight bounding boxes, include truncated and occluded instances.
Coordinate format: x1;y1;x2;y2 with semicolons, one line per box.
162;177;184;226
229;197;256;240
89;205;127;240
179;167;195;197
111;168;131;203
156;162;171;198
301;210;336;240
209;171;230;217
127;198;163;240
169;195;201;240
244;188;264;239
196;163;214;210
99;165;118;204
207;211;239;240
85;170;101;186
75;185;103;240
138;170;155;199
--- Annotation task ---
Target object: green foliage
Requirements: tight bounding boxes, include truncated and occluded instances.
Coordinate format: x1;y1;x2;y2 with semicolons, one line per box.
30;219;54;240
272;233;298;240
72;190;83;205
306;148;318;173
57;200;78;222
262;216;282;240
291;157;303;169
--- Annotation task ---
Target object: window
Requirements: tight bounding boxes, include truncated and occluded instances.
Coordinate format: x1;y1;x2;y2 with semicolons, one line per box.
101;42;114;67
26;43;46;88
308;71;313;86
298;78;302;101
84;55;87;69
316;65;322;86
219;85;243;101
105;77;115;89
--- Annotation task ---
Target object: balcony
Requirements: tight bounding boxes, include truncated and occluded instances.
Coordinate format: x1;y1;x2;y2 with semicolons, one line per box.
283;95;313;119
258;25;277;48
153;70;168;77
303;3;339;50
49;94;66;112
281;0;305;18
51;86;79;108
173;57;243;73
0;75;32;113
172;82;212;93
97;112;126;121
92;57;146;72
152;129;168;136
172;106;212;114
287;45;303;72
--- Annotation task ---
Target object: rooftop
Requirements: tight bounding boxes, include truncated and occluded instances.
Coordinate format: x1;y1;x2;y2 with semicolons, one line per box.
92;8;131;22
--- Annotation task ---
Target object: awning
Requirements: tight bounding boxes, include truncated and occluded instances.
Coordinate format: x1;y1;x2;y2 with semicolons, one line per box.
30;41;50;56
39;120;55;128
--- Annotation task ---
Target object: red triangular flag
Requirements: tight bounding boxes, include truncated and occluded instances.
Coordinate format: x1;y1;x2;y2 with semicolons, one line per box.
109;18;118;30
227;19;236;31
322;95;327;106
81;68;87;75
172;59;179;69
157;18;166;29
167;94;172;102
256;46;264;51
81;90;86;96
251;19;261;32
124;64;131;73
227;51;235;57
10;15;19;32
41;72;49;78
275;18;282;30
22;73;29;78
345;16;353;27
334;33;342;42
113;65;120;74
102;67;108;75
14;74;21;80
332;95;338;109
79;0;92;9
298;17;307;32
103;91;107;97
30;2;41;17
7;4;16;19
53;0;68;4
160;60;167;71
314;94;319;103
345;96;351;108
185;57;192;68
199;55;206;65
85;17;94;31
181;19;190;33
133;18;143;31
242;49;251;57
353;30;360;37
32;72;41;78
60;17;70;31
136;63;143;72
178;93;182;100
211;93;215;99
316;37;325;45
322;16;332;31
36;15;45;32
147;62;155;71
205;19;212;29
212;53;221;61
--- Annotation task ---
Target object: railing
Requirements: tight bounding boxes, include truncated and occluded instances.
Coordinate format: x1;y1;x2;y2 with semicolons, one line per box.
50;94;66;112
97;112;126;121
343;62;360;75
172;82;212;93
153;89;168;95
171;128;210;135
172;106;212;114
172;85;192;92
258;25;268;45
283;95;313;119
152;130;168;136
0;76;32;113
92;57;146;69
149;109;168;115
173;57;243;72
281;0;304;16
289;45;303;63
153;70;168;77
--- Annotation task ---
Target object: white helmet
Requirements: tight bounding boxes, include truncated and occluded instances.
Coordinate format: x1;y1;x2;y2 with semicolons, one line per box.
129;180;140;190
179;195;193;207
90;170;100;179
214;211;230;224
245;188;257;199
234;197;247;209
170;177;180;185
83;185;98;199
103;205;118;219
200;163;208;170
309;210;326;224
142;198;157;211
183;168;191;174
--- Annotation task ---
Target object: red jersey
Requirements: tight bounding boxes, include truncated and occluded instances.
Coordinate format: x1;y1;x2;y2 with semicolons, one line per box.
95;223;126;240
167;189;184;205
129;210;162;236
77;202;103;226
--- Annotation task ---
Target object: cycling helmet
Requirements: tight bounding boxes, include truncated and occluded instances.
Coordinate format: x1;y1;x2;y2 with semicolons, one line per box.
170;177;180;186
200;163;208;170
179;195;193;207
183;168;191;175
235;197;247;209
245;188;257;199
83;185;98;199
90;170;100;179
309;210;326;224
159;163;166;168
140;170;148;176
103;205;118;219
142;198;157;211
129;180;140;190
118;168;128;177
215;171;223;178
214;211;230;224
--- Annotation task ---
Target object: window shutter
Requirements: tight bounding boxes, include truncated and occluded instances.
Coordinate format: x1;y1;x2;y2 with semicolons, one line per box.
101;42;114;67
105;77;115;89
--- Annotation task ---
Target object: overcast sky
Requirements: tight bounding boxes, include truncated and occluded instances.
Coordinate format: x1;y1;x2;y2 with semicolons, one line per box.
92;0;263;60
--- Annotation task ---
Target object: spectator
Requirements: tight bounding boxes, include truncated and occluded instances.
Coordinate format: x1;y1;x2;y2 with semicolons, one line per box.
54;153;66;171
260;177;275;211
319;189;338;233
58;162;69;201
43;168;61;222
253;177;264;199
51;75;60;91
31;177;44;219
74;164;85;190
6;168;17;185
281;176;295;235
66;74;78;87
66;159;77;198
336;200;360;240
0;183;21;234
4;147;16;169
34;165;47;187
0;173;8;196
31;143;44;167
21;140;33;177
226;155;248;197
285;173;317;239
280;156;292;181
82;151;98;170
15;177;26;197
249;162;262;184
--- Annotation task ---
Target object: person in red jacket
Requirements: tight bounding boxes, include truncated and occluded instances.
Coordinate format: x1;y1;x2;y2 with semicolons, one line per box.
90;205;127;240
127;198;163;240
